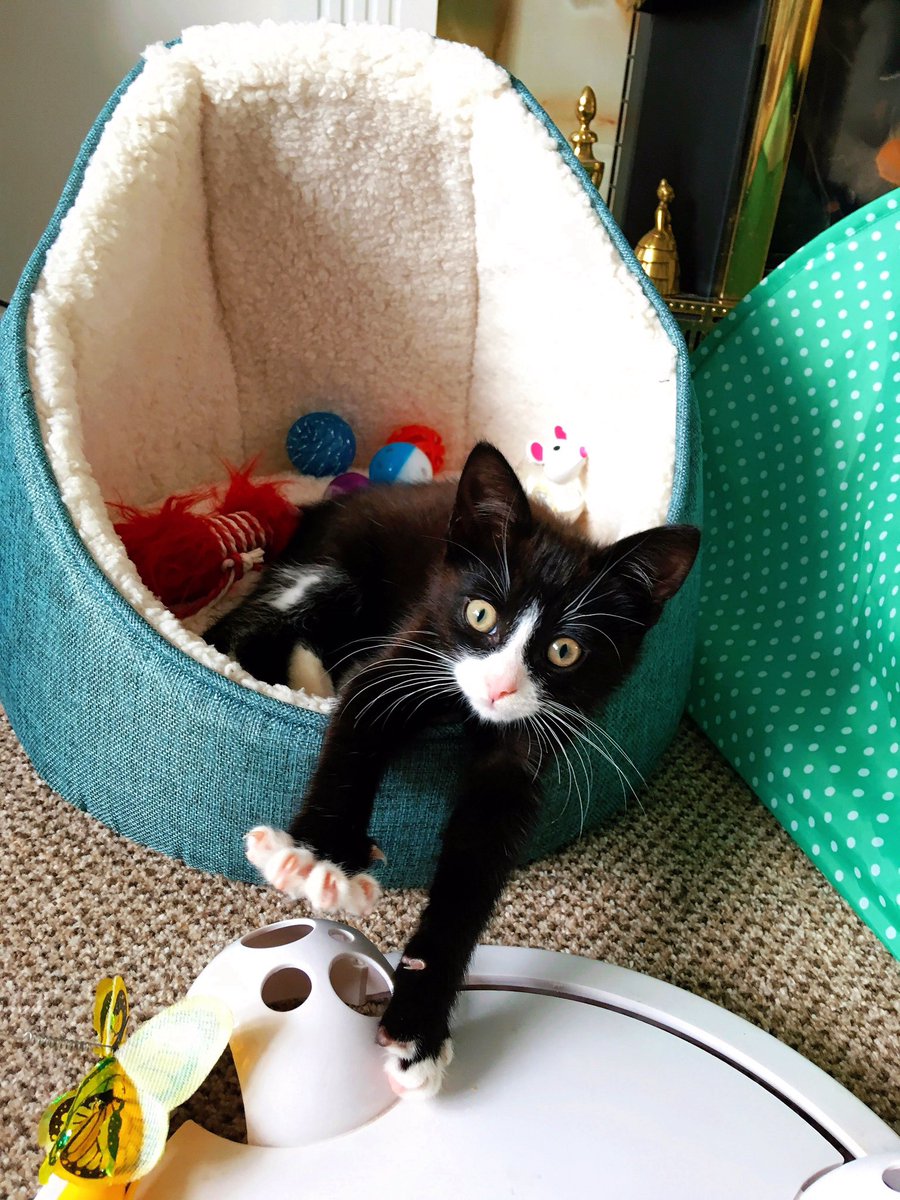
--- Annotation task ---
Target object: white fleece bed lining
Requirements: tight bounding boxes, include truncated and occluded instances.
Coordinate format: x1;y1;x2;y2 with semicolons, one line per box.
27;21;677;715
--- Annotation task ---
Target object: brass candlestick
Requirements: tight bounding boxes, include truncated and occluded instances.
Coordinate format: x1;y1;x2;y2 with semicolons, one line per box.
634;178;680;298
570;85;605;191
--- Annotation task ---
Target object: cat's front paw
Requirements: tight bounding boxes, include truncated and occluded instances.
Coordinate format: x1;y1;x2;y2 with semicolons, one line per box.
376;1027;454;1100
245;825;310;893
243;826;381;916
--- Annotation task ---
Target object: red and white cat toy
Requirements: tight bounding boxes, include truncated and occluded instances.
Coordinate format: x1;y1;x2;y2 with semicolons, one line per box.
523;426;588;521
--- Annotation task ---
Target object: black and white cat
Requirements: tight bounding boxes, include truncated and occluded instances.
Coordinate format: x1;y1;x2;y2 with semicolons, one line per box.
207;442;699;1098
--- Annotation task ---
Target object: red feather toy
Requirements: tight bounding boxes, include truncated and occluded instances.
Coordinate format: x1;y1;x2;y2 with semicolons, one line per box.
111;463;300;618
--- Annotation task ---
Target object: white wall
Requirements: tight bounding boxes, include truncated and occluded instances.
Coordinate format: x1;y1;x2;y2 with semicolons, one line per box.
498;0;630;205
0;0;437;300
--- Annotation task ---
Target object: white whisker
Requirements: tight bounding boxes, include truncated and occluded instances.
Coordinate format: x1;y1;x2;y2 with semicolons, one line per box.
565;610;644;627
329;631;456;675
352;671;453;723
561;575;604;619
377;680;459;726
532;713;561;787
433;535;507;599
560;621;623;663
544;701;644;814
346;666;449;716
533;710;584;829
498;503;513;595
540;709;594;834
558;704;647;792
592;534;654;594
533;713;570;812
519;714;549;781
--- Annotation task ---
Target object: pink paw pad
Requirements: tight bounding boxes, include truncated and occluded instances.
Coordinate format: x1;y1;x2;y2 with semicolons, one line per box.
268;848;314;893
319;869;340;909
376;1027;413;1054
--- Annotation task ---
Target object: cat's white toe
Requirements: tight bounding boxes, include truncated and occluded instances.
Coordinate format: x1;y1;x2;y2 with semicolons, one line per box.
266;846;316;898
244;827;381;915
382;1038;454;1100
303;862;381;916
305;860;351;911
244;825;294;872
244;826;315;898
346;872;381;917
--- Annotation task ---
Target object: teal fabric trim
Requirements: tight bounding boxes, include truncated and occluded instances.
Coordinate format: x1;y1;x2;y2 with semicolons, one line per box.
0;43;701;889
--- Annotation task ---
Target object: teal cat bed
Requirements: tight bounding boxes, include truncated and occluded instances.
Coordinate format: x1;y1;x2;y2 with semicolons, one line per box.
0;22;700;889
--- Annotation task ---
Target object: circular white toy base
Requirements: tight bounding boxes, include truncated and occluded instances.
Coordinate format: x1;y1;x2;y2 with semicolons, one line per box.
120;929;900;1200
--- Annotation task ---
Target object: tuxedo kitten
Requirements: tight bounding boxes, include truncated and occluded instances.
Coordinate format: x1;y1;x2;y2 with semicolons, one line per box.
207;443;699;1098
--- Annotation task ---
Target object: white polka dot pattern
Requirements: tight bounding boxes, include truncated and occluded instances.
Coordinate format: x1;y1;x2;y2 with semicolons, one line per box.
690;189;900;959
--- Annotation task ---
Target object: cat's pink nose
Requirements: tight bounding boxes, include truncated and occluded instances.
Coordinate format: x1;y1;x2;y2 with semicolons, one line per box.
488;682;517;703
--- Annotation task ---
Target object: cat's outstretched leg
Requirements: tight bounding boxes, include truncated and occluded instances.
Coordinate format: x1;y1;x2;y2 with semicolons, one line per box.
377;729;539;1098
244;630;448;916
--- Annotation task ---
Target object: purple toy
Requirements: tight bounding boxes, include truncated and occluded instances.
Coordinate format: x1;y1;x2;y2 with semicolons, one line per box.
325;471;370;500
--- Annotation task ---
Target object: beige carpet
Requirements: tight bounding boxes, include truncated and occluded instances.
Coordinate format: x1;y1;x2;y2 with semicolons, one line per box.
2;707;898;1196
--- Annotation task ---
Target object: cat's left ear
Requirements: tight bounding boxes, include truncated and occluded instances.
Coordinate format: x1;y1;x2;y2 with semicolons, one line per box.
448;442;533;557
597;524;700;608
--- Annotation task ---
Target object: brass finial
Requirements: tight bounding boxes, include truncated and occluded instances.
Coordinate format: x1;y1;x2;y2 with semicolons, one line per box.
570;85;605;191
634;178;681;298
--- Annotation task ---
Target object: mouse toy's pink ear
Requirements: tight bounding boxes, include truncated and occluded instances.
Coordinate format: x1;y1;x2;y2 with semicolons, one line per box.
554;425;567;440
529;441;544;463
580;446;588;459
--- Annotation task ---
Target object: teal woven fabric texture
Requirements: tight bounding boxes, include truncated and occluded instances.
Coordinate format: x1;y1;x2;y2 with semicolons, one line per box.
690;190;899;958
0;49;700;889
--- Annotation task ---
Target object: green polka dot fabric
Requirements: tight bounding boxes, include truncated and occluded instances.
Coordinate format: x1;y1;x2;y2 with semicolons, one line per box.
690;189;899;959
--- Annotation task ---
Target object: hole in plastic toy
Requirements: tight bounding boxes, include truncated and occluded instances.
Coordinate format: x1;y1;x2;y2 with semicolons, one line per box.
884;1166;900;1191
328;927;354;943
172;1044;247;1144
241;921;314;948
261;966;312;1011
330;954;392;1017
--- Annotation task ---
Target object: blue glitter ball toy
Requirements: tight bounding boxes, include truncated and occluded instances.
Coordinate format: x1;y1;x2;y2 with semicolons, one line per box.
286;411;356;477
369;442;433;485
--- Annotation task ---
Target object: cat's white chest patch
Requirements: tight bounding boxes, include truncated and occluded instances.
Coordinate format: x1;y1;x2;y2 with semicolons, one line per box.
454;604;542;724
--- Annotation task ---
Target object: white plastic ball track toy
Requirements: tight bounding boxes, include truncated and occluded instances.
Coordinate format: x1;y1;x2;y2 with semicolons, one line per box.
186;918;395;1147
39;929;895;1200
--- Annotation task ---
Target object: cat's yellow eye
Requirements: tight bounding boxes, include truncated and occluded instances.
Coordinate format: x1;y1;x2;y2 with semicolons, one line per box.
548;637;582;668
465;599;498;634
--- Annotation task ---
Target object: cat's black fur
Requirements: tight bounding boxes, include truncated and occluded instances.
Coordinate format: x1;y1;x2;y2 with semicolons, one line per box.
207;443;699;1088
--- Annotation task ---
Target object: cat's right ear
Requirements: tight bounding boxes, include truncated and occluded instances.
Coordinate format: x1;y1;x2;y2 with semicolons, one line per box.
447;442;533;561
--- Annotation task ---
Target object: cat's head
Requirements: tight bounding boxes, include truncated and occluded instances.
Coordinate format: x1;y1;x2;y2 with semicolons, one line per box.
436;442;699;726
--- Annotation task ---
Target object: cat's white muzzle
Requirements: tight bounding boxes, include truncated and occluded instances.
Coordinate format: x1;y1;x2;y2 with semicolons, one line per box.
462;686;542;725
453;605;542;725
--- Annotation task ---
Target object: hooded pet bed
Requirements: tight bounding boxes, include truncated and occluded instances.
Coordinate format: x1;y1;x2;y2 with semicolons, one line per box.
0;22;700;889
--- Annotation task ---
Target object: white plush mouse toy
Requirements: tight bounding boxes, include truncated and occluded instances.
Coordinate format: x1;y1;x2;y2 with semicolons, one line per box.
523;426;588;521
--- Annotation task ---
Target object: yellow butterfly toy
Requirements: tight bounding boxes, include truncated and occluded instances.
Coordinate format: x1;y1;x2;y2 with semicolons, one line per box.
37;976;233;1198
